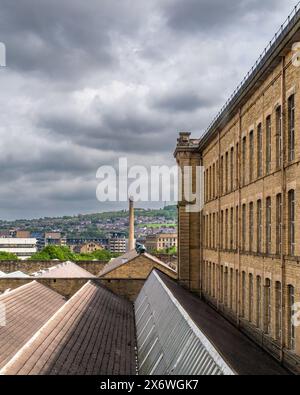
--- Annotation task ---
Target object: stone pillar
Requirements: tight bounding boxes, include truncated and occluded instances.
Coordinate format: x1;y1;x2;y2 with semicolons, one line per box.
174;132;201;294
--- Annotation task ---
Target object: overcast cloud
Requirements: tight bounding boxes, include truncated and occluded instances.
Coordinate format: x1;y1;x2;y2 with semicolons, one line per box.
0;0;297;219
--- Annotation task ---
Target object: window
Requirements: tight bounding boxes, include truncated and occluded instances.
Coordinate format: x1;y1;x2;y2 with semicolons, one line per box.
230;268;233;310
276;194;282;255
206;218;209;248
264;279;271;335
288;190;295;256
266;116;272;174
230;147;234;191
220;156;224;195
225;209;228;250
288;285;295;350
275;281;282;341
249;202;254;252
213;213;216;248
241;271;246;318
236;206;239;250
235;270;239;313
205;169;208;202
213;163;216;198
210;214;213;248
288;95;295;162
256;276;262;328
212;263;216;297
249;131;254;182
209;167;212;200
242;204;246;251
230;207;234;250
209;263;212;295
266;197;272;254
276;106;282;168
221;210;224;249
216;160;219;196
224;267;228;306
249;274;254;322
203;262;206;292
242;137;247;186
257;123;263;178
225;152;229;193
220;266;224;303
257;200;262;253
236;143;239;187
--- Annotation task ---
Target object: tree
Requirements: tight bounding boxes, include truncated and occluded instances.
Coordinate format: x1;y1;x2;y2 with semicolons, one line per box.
29;245;120;262
29;246;76;261
0;251;18;261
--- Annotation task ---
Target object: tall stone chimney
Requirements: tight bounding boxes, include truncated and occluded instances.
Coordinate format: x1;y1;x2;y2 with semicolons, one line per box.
128;197;135;251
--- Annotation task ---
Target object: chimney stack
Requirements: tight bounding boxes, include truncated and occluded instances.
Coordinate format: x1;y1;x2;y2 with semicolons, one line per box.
128;197;135;251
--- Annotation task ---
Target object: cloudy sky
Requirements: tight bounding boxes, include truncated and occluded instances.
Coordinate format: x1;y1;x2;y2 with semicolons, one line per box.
0;0;297;219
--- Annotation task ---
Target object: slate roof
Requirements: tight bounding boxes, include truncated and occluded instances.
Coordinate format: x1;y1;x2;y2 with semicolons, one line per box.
0;281;66;369
99;250;176;277
32;261;95;278
0;271;29;278
153;271;290;376
1;281;136;375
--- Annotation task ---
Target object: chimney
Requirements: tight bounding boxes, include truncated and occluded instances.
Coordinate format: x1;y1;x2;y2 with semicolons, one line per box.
128;197;135;251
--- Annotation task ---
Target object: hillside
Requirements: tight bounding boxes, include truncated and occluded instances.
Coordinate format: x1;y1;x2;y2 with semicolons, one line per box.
0;205;177;239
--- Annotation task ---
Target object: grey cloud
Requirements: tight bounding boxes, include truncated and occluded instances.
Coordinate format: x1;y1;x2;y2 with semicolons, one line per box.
163;0;285;34
0;0;297;219
0;0;147;81
150;90;217;113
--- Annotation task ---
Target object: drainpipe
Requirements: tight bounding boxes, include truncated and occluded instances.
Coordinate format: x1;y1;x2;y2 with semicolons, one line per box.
280;56;287;364
237;107;242;328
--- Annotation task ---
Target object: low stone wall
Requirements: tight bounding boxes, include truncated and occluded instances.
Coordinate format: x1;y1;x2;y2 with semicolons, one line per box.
154;253;178;268
99;279;145;302
0;260;107;276
0;277;146;302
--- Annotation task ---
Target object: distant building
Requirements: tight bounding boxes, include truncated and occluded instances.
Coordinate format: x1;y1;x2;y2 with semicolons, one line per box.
15;231;31;239
108;237;127;254
66;238;108;248
145;233;177;252
0;231;10;238
31;232;45;251
45;232;66;247
79;242;103;254
0;238;37;260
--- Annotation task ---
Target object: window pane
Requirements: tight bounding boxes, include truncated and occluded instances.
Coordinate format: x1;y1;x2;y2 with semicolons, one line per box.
288;95;295;162
266;116;272;174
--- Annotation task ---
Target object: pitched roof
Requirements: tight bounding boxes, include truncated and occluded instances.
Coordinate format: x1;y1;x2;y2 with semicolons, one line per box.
99;250;176;277
0;271;29;278
142;271;290;376
0;281;66;369
32;261;95;278
1;281;136;375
